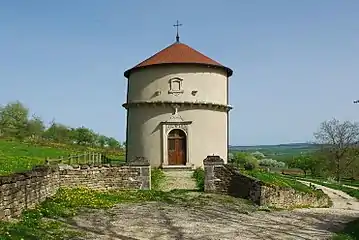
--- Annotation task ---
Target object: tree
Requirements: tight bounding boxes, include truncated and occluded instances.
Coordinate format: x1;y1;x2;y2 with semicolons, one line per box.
0;101;29;140
107;137;120;149
233;152;259;169
251;151;265;160
288;154;314;177
27;115;45;139
96;135;108;148
72;127;96;145
43;121;72;143
314;118;359;181
259;158;286;168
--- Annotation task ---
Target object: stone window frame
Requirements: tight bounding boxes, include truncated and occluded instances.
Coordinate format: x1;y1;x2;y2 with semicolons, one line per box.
168;77;184;95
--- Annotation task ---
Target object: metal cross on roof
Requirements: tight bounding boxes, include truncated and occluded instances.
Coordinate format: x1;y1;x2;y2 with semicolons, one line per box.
173;20;182;42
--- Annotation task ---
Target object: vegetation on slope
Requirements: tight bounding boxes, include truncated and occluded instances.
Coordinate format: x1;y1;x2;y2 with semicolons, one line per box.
244;169;326;196
0;100;125;175
0;139;125;176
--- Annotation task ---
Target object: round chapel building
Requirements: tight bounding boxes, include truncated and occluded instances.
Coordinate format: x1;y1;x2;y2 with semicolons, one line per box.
123;37;233;168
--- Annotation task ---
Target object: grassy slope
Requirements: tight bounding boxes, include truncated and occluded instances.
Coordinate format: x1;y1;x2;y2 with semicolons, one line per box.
0;139;124;176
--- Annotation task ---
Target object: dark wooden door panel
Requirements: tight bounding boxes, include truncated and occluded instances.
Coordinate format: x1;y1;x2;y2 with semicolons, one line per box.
167;129;186;165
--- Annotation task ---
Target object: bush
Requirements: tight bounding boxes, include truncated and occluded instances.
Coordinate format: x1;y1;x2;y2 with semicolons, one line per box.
192;168;205;191
243;157;259;171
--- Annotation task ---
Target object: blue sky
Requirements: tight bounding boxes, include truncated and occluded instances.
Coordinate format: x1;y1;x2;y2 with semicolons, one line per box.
1;0;358;146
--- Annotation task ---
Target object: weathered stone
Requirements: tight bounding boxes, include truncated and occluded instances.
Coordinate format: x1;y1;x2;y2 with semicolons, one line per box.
128;156;150;166
0;161;151;221
203;158;330;209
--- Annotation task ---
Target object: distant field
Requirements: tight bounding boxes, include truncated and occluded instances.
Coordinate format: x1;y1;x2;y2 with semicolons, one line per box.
229;143;320;161
0;140;125;176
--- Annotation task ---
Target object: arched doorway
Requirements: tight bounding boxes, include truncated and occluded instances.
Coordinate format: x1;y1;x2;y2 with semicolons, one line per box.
167;129;187;165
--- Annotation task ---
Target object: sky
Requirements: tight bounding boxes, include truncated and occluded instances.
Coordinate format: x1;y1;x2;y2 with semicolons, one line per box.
0;0;359;146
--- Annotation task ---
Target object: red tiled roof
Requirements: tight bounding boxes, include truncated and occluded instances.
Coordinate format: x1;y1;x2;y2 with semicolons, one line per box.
124;42;233;78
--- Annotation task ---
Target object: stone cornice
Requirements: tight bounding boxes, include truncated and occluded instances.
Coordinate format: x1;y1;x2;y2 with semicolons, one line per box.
122;101;233;112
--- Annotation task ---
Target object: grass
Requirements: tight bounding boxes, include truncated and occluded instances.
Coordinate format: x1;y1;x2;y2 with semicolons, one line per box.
244;170;325;196
151;168;166;190
284;175;359;200
0;187;257;240
0;139;125;176
192;167;205;191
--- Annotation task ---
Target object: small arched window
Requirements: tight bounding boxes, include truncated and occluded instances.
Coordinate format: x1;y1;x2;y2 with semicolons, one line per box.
168;77;184;94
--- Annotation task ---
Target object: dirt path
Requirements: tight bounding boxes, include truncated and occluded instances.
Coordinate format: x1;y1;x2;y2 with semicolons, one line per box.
68;182;359;240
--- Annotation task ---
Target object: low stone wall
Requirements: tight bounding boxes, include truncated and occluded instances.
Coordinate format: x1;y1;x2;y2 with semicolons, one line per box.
60;163;150;190
203;156;330;209
0;166;60;220
0;158;151;221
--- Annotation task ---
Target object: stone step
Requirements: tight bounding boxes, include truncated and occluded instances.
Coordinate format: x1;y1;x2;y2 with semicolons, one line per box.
161;165;194;171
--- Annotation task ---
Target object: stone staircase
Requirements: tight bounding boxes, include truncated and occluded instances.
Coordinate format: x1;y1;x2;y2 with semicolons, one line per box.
160;169;197;191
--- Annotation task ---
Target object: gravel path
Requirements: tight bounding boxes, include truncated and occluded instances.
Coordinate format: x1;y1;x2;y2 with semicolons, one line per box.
68;181;359;240
160;170;197;191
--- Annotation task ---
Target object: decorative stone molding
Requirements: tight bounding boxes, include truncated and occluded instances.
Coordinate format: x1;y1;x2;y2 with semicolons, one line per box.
122;101;233;112
166;124;188;134
160;119;192;167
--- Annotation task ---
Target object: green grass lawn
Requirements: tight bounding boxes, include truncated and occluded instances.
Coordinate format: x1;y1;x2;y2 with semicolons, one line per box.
244;170;324;195
0;140;125;176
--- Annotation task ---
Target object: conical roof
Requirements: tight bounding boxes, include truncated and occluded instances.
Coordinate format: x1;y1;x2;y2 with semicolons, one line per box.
124;42;233;78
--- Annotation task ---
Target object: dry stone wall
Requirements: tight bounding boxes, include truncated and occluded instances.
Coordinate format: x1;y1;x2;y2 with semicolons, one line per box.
0;159;150;221
203;156;330;209
60;163;150;190
0;166;60;220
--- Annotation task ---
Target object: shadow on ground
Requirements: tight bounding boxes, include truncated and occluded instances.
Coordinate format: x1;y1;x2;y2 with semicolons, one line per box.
57;191;359;240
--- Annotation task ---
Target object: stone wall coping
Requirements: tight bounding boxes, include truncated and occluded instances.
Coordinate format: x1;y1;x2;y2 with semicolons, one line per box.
0;165;58;185
127;156;150;166
203;155;224;165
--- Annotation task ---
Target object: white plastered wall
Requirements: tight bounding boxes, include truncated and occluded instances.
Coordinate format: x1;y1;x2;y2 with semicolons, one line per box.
126;64;229;168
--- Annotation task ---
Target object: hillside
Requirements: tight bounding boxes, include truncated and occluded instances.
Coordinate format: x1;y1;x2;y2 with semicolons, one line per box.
229;142;320;161
0;139;124;176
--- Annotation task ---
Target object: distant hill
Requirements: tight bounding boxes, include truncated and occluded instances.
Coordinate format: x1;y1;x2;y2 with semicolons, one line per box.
229;142;317;151
229;142;320;161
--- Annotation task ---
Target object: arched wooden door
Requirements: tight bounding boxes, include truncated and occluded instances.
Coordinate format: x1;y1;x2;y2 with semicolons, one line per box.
168;129;187;165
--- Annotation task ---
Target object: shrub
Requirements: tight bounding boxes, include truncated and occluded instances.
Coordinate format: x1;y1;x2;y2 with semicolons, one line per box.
243;157;259;170
192;167;205;191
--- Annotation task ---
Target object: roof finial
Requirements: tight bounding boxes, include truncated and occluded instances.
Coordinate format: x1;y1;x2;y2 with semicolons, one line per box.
173;20;182;42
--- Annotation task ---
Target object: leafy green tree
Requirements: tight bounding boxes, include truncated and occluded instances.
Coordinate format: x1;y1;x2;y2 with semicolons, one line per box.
288;154;314;176
0;101;29;140
43;121;72;143
96;135;108;148
72;127;96;145
27;115;45;139
107;137;120;149
233;151;258;169
259;158;286;168
251;151;265;160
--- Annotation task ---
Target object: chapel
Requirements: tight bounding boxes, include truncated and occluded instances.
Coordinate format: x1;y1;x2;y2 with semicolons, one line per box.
123;26;233;168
